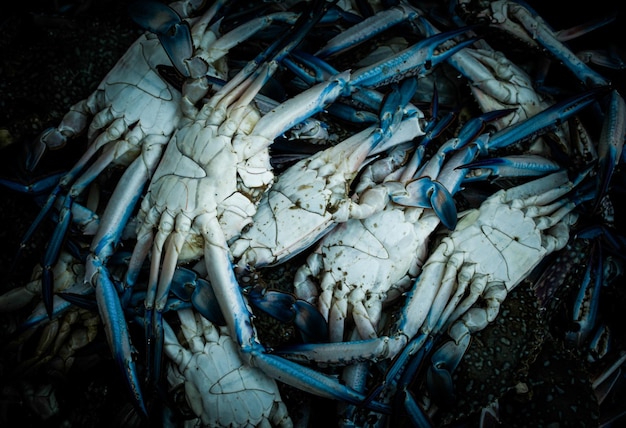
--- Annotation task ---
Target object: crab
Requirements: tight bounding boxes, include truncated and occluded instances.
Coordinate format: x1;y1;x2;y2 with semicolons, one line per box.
163;308;293;427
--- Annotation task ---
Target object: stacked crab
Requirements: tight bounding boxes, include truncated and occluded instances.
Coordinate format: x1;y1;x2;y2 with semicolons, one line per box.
1;0;625;426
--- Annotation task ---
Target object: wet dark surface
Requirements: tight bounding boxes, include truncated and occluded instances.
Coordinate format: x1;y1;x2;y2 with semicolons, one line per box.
1;1;625;426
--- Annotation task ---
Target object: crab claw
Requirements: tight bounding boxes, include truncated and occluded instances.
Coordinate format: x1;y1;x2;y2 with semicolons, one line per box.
402;389;434;428
128;1;193;77
565;241;604;348
426;333;471;408
460;154;561;181
380;77;419;136
595;90;626;210
577;49;626;70
247;285;329;343
26;131;55;171
391;178;457;230
390;108;516;229
351;26;479;88
169;267;226;326
90;257;147;415
146;266;228;383
128;1;182;34
316;3;421;58
41;199;72;317
486;86;608;151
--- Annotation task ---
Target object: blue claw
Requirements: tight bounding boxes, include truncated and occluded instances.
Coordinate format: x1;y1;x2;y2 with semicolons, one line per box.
92;257;147;415
485;86;607;151
284;50;341;87
169;267;226;326
578;48;626;70
290;26;479;93
41;198;72;317
391;178;457;229
316;4;421;58
427;108;517;175
128;1;193;77
256;0;340;66
380;77;418;136
402;390;433;428
247;285;329;343
425;334;470;408
566;242;604;347
428;181;457;230
391;109;513;228
286;50;428;134
326;103;379;124
431;89;606;198
459;154;561;180
595;90;626;210
128;1;182;34
284;50;400;119
148;266;232;382
392;338;436;427
351;27;478;88
457;108;517;142
25;132;51;171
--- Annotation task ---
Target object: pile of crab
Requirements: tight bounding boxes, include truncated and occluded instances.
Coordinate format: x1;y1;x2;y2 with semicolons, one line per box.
1;0;625;426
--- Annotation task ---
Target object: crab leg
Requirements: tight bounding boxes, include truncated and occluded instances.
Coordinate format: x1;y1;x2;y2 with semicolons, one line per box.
85;135;166;414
